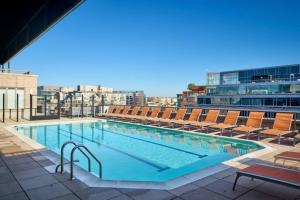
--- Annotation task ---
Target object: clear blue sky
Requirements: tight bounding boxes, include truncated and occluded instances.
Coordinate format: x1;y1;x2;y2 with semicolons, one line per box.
11;0;300;96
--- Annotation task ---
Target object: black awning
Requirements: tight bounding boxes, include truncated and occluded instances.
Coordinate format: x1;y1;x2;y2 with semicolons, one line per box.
0;0;84;64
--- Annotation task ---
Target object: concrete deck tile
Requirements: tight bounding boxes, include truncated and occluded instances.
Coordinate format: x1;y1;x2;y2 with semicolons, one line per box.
38;159;55;167
180;187;229;200
50;193;80;200
0;166;9;174
13;167;48;181
192;176;218;187
52;172;72;182
117;188;149;196
110;194;133;200
0;171;15;184
128;190;174;200
222;174;264;189
9;161;40;172
168;183;199;196
254;182;300;200
0;181;22;197
204;179;248;199
236;190;281;200
31;155;48;162
76;188;122;200
63;179;89;193
0;192;29;200
4;156;33;165
212;168;238;179
19;174;58;190
26;183;71;200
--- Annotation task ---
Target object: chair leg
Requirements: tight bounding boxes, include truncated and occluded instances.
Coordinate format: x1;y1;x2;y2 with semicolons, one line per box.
232;173;241;191
278;135;281;144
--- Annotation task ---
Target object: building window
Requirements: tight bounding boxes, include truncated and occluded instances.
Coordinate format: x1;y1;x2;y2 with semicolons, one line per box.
17;89;24;109
7;89;16;109
207;73;220;85
221;72;239;85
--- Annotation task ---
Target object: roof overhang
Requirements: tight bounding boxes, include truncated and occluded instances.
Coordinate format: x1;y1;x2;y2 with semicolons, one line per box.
0;0;85;65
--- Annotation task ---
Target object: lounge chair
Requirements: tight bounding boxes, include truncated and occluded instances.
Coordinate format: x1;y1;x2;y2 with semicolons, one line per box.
258;113;294;144
191;109;220;130
231;112;264;138
232;164;300;191
208;110;240;135
140;107;161;123
121;106;140;120
171;108;203;129
112;105;131;118
104;105;122;117
150;107;173;126
158;108;187;127
102;105;114;116
131;106;150;120
274;151;300;166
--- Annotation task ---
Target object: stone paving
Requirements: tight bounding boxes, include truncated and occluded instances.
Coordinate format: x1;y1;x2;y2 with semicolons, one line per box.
0;120;300;200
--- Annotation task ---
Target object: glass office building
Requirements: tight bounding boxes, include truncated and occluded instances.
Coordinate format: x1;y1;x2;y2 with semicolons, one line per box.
197;64;300;109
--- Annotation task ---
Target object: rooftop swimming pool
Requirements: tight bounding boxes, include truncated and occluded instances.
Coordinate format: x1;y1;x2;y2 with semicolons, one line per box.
15;120;263;182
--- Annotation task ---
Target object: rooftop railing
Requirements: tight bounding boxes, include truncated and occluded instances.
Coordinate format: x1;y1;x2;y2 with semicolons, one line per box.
0;69;31;74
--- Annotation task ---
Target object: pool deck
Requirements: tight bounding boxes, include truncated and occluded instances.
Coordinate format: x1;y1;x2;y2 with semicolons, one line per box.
0;118;300;200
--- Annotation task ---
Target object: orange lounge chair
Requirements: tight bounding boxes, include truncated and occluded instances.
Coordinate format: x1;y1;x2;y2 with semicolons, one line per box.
104;105;122;117
274;151;300;165
232;164;300;191
172;108;202;129
159;108;187;126
231;112;264;138
140;107;161;122
150;107;173;125
113;105;131;118
191;109;220;129
209;110;240;135
259;113;294;144
102;105;114;116
121;106;140;119
131;106;150;120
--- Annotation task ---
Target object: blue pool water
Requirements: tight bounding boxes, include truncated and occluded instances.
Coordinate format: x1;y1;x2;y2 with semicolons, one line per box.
15;120;263;182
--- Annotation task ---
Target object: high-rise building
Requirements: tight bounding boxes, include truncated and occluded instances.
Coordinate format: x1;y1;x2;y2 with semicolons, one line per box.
195;64;300;110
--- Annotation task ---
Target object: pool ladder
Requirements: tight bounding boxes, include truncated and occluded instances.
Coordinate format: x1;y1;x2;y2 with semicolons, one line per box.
55;141;102;180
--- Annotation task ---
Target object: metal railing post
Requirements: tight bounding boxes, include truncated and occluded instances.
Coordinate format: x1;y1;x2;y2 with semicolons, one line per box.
30;94;32;120
55;141;91;174
92;95;95;118
70;95;73;118
2;93;5;123
101;95;104;115
16;94;19;122
70;145;102;180
44;95;47;117
81;94;84;118
57;93;61;119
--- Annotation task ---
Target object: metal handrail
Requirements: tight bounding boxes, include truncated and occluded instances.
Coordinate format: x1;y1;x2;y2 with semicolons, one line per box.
70;144;102;180
55;141;91;174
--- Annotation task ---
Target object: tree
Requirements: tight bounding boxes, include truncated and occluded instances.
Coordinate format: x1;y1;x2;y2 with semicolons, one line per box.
187;83;195;90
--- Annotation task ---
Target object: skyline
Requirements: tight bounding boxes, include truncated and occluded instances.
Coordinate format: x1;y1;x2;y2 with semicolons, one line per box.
10;0;300;96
